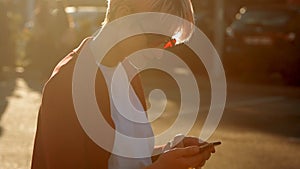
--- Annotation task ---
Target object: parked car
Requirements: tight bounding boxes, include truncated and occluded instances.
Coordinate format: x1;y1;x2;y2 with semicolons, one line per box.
224;5;300;84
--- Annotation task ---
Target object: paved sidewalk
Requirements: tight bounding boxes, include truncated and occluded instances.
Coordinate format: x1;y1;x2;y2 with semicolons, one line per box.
0;78;41;169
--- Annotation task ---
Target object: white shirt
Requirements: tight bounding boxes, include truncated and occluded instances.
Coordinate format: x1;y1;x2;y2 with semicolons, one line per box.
98;62;154;169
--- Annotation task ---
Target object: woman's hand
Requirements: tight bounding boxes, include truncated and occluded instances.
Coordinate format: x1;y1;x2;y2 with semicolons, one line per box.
166;135;215;153
174;136;215;153
174;136;203;147
146;145;215;169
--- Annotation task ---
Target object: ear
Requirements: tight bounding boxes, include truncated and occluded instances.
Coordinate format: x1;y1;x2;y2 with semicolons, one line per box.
113;5;132;19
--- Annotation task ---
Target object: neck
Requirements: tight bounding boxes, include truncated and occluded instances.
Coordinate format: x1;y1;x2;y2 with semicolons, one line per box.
90;27;127;68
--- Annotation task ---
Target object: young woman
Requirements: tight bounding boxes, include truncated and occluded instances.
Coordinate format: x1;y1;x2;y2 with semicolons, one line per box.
31;0;216;169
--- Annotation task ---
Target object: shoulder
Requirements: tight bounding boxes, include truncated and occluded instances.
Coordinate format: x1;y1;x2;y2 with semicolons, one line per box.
41;37;92;98
51;37;92;78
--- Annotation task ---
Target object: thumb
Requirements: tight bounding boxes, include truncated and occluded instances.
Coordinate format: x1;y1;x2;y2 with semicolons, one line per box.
169;146;200;157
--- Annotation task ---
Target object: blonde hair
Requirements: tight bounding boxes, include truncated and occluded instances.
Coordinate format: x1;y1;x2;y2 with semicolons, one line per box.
102;0;195;42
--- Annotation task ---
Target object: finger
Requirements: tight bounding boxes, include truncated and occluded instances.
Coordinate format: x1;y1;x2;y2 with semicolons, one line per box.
199;143;215;154
199;141;208;146
198;139;206;145
211;145;216;153
204;151;211;160
182;154;205;168
199;148;211;161
207;144;216;154
199;160;206;167
182;149;211;167
189;145;215;167
183;137;202;147
169;146;199;157
199;144;211;152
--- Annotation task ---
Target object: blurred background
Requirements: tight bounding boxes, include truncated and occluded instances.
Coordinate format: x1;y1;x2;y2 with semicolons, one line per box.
0;0;299;169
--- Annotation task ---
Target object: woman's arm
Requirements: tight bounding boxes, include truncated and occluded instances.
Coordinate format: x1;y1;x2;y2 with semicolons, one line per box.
145;145;215;169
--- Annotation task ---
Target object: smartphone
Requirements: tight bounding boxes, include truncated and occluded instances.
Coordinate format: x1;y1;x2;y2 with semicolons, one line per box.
211;141;221;146
199;141;221;151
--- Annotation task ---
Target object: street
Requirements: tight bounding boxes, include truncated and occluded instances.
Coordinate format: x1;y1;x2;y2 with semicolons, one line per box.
0;70;300;169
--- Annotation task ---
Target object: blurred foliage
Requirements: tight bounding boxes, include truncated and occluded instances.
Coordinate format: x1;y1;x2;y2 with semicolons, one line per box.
23;0;78;78
0;0;29;69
